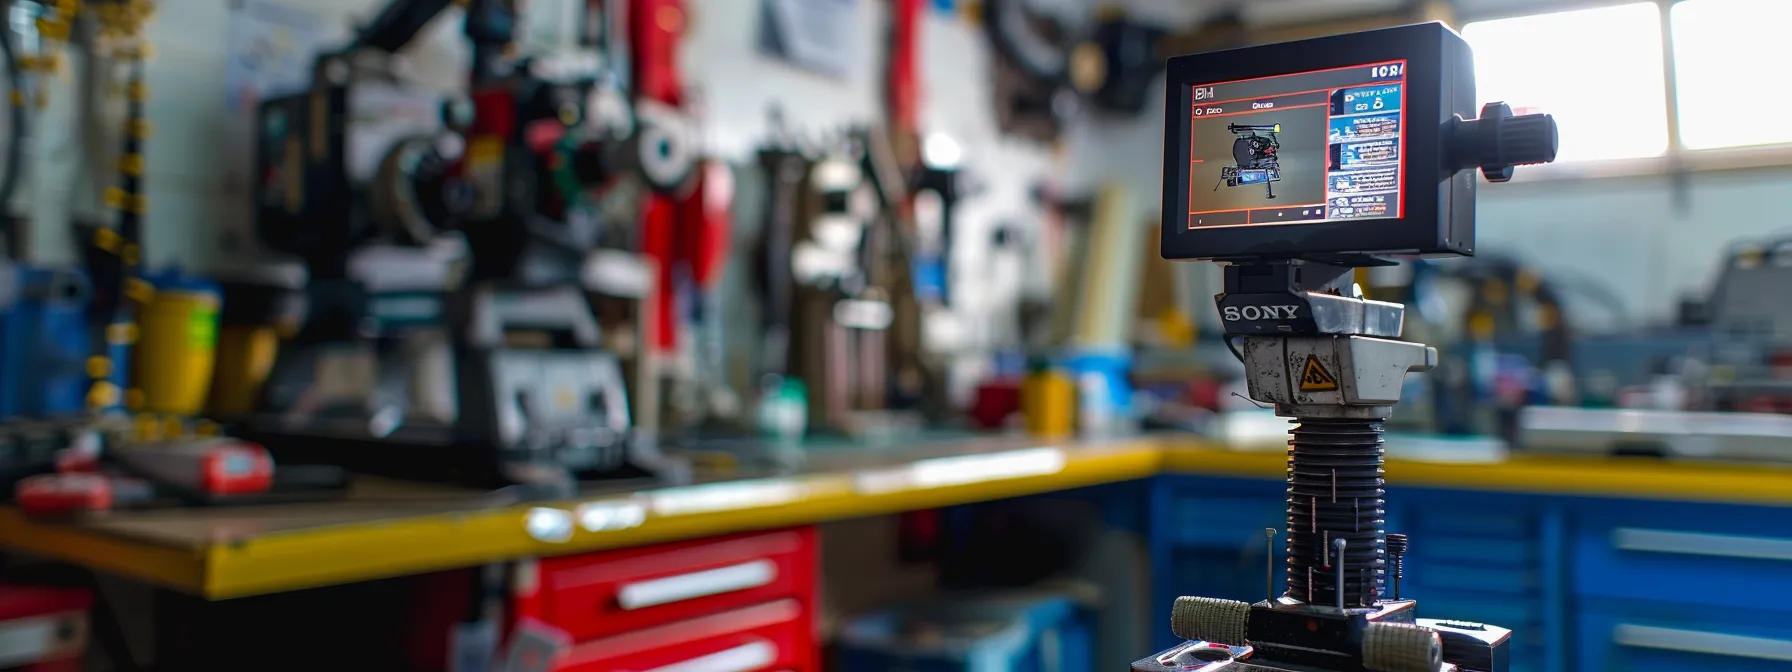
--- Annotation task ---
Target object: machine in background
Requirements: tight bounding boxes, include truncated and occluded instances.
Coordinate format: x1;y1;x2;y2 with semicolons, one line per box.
1141;23;1558;672
1686;235;1792;413
784;132;898;436
245;0;682;491
1515;235;1792;461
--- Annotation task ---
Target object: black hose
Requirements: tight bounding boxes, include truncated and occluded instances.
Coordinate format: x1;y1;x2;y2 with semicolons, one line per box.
0;4;25;258
982;0;1075;82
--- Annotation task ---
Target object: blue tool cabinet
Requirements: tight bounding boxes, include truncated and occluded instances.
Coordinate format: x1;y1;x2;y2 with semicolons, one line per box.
838;592;1096;672
1150;474;1792;672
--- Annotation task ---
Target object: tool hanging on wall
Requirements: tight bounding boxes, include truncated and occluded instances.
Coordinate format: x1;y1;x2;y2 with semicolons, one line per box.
629;0;699;197
76;0;159;420
980;0;1085;141
874;0;943;416
748;110;813;439
978;0;1452;138
783;133;909;433
978;0;1176;134
628;0;734;434
0;5;24;257
884;0;923;165
750;118;938;433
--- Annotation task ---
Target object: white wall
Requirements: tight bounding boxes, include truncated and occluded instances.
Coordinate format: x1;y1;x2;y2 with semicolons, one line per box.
19;0;1053;273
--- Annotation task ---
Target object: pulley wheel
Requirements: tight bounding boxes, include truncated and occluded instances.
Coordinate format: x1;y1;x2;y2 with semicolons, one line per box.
633;100;699;196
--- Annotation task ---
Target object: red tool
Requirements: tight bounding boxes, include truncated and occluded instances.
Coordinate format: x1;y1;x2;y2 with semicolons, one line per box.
109;438;274;496
631;0;731;355
0;583;92;671
15;473;151;518
970;379;1022;429
887;0;924;141
49;433;102;474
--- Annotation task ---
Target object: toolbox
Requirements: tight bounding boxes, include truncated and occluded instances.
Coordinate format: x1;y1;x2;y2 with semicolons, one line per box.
0;583;91;672
509;526;820;671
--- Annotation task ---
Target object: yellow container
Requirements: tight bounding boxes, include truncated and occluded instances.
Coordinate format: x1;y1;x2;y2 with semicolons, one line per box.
208;325;280;416
133;275;221;415
204;269;306;417
1021;368;1077;439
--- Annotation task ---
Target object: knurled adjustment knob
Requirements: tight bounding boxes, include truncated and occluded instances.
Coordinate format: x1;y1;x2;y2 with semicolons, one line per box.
1385;533;1408;555
1452;101;1560;182
1495;111;1559;168
1171;596;1251;646
1363;622;1443;672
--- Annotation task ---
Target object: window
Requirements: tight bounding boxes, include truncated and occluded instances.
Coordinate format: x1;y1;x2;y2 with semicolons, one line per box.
1670;0;1792;150
1462;3;1669;162
1462;0;1792;172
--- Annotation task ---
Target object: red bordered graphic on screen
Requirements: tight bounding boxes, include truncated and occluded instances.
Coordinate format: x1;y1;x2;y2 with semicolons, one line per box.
1187;60;1407;230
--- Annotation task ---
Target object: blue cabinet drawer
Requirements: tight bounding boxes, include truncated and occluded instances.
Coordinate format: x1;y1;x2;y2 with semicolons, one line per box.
1399;503;1542;598
1406;509;1536;539
1407;565;1537;596
1171;495;1284;547
1163;477;1286;549
1577;602;1792;672
1573;505;1792;611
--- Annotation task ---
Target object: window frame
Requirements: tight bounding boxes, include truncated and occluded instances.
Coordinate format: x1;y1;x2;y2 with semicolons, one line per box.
1457;0;1792;181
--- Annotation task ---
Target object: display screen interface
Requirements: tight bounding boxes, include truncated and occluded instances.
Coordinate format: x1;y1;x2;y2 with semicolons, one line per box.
1186;60;1406;228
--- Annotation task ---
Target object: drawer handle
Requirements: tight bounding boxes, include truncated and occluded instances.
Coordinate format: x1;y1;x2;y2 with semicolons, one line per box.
645;640;776;672
1613;527;1792;562
1615;623;1792;662
617;560;779;610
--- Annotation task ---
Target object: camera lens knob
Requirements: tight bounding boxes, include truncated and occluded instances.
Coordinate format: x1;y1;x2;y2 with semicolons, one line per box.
1452;101;1559;182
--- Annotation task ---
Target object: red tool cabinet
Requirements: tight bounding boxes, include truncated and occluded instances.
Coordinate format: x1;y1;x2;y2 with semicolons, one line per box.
512;526;820;671
0;584;90;672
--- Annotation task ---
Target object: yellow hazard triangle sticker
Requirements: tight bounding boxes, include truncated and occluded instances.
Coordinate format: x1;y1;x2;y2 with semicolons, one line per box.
1300;355;1339;391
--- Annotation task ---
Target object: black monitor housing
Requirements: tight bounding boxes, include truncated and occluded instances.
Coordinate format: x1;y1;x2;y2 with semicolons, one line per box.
1160;22;1556;265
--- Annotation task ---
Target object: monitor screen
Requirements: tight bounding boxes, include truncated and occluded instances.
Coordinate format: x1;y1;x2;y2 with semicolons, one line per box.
1186;60;1407;229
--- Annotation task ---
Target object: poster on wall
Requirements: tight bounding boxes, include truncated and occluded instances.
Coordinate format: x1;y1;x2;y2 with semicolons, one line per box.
759;0;859;78
224;0;330;113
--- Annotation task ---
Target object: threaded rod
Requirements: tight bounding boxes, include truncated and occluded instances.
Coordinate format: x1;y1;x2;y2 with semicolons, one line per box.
1386;533;1408;600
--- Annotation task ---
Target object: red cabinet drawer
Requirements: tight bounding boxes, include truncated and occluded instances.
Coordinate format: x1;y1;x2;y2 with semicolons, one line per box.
534;528;816;641
555;598;813;672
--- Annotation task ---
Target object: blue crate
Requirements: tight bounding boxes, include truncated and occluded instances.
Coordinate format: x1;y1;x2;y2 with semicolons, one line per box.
839;592;1094;672
0;264;96;418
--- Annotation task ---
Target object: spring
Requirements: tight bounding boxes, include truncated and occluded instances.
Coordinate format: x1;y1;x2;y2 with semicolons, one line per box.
1283;417;1386;607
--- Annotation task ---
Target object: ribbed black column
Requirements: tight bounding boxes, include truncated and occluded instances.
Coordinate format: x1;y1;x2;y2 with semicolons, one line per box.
1283;417;1386;607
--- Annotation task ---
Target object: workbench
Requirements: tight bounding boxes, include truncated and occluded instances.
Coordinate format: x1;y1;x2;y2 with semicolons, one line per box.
3;434;1789;601
1149;446;1792;672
